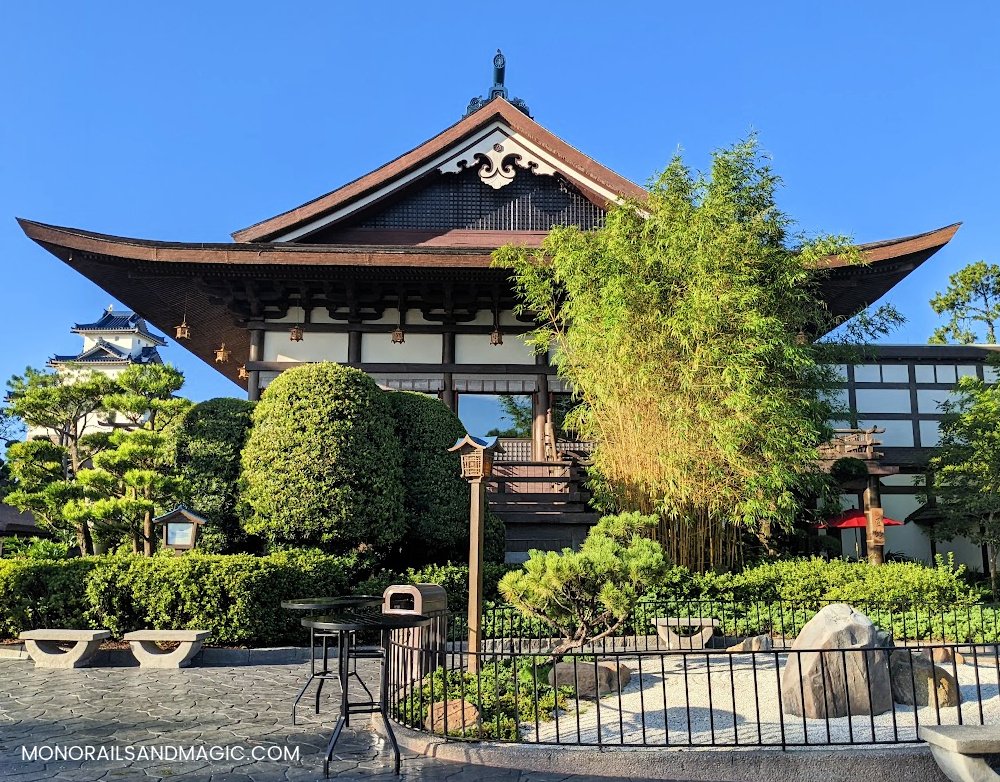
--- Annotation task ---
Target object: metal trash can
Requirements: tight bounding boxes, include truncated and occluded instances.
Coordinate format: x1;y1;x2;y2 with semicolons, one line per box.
382;584;448;679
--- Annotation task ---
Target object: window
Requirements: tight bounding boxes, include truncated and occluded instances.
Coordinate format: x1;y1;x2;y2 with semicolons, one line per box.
853;364;909;383
916;389;957;413
857;419;914;447
915;364;961;384
919;420;941;447
854;388;911;414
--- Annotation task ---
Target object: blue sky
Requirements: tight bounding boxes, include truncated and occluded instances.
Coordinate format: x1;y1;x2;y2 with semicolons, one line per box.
3;3;999;435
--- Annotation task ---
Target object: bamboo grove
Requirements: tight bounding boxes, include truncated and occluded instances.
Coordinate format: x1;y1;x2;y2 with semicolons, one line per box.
496;138;857;571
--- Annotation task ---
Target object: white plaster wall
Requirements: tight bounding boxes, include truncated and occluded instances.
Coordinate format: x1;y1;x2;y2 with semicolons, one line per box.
263;331;348;363
937;536;987;572
370;308;436;326
881;494;930;561
362;333;441;363
456;333;534;365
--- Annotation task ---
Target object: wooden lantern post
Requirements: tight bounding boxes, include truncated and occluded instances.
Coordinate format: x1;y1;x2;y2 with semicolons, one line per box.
448;435;503;673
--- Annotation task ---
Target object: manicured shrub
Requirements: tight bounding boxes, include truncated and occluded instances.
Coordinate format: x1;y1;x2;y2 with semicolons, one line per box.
175;398;256;553
501;512;667;652
84;550;361;645
384;391;468;566
0;558;96;637
239;363;404;555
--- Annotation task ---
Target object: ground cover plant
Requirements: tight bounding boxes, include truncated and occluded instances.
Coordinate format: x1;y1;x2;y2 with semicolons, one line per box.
396;656;572;741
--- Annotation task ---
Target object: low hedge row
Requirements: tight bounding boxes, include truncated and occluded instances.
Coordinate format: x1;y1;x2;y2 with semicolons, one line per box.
0;551;361;646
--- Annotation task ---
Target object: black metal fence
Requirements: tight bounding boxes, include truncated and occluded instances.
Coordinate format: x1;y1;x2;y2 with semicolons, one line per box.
386;600;1000;748
454;599;1000;651
387;636;999;748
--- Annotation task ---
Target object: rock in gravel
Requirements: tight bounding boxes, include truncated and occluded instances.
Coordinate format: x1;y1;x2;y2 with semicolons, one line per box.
424;699;481;735
930;647;966;666
727;634;773;653
548;660;632;698
781;603;893;719
889;650;961;708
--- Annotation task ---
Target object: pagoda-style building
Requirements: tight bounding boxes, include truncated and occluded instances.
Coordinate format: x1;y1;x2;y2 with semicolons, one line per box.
48;307;165;375
18;52;978;564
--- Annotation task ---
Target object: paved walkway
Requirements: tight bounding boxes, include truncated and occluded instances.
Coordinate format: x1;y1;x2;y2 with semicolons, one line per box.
0;660;629;782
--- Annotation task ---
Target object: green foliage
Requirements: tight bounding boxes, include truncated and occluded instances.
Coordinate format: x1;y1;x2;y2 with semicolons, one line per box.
4;368;117;553
0;558;96;637
687;555;978;609
0;536;72;560
930;260;1000;344
496;137;852;571
239;363;405;556
396;657;571;741
486;395;532;438
384;391;468;566
500;512;667;652
103;364;190;432
926;375;1000;594
83;550;362;644
830;457;870;485
357;561;517;612
175;398;256;553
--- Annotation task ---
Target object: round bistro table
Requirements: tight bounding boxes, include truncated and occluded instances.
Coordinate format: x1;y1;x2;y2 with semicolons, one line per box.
302;611;431;777
281;595;382;724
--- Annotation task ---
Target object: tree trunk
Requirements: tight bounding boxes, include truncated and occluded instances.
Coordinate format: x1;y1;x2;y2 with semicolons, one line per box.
76;524;93;557
143;509;154;556
988;541;998;601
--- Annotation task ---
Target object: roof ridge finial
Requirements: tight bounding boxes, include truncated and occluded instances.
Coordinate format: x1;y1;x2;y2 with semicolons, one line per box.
465;49;531;118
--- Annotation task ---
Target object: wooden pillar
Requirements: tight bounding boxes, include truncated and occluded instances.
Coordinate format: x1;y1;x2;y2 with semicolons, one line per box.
348;327;362;364
864;476;885;565
532;374;549;461
467;476;486;673
442;331;457;412
247;329;264;402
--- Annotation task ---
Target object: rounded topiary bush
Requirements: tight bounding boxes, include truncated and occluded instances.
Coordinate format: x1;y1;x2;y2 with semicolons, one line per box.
175;397;256;553
384;391;468;565
238;363;404;555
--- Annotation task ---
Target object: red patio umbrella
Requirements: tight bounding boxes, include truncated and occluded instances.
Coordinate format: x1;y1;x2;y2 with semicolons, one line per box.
816;509;904;529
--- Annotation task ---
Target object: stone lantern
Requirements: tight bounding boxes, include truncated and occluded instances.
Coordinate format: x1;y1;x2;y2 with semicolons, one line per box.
155;506;207;554
448;435;503;672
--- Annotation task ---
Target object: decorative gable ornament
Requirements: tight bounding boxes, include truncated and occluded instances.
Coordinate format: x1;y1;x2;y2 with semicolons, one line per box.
437;127;556;190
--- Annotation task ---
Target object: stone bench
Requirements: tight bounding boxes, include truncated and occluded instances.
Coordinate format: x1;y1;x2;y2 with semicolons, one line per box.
19;629;111;668
653;616;720;649
919;725;1000;782
123;630;211;668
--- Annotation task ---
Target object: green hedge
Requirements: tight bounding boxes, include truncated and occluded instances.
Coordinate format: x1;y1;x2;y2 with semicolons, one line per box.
175;397;256;554
642;555;980;608
0;558;97;637
0;551;361;645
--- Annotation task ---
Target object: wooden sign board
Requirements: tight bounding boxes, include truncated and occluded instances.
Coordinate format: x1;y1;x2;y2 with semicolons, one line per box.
867;507;885;547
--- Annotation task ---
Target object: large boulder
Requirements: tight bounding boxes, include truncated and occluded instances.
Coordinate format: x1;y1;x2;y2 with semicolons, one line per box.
780;604;893;719
930;647;966;666
548;661;633;698
424;699;481;735
727;634;773;653
889;650;961;708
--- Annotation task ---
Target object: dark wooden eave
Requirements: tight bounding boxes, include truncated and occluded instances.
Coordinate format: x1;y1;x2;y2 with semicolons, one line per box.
17;218;960;387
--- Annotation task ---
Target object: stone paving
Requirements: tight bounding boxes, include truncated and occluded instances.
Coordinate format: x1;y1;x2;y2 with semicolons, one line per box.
0;660;627;782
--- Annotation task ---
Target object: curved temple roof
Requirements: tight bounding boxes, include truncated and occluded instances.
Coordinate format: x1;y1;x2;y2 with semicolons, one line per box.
17;218;960;387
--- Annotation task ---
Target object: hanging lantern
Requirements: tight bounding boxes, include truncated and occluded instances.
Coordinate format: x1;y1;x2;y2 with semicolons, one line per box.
174;317;191;340
237;364;249;380
289;324;304;342
490;304;503;346
214;342;231;363
391;327;405;344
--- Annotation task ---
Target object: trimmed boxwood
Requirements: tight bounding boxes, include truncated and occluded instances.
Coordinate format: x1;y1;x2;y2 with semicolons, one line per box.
239;363;405;555
0;558;97;638
384;391;468;566
83;550;361;645
175;397;256;553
